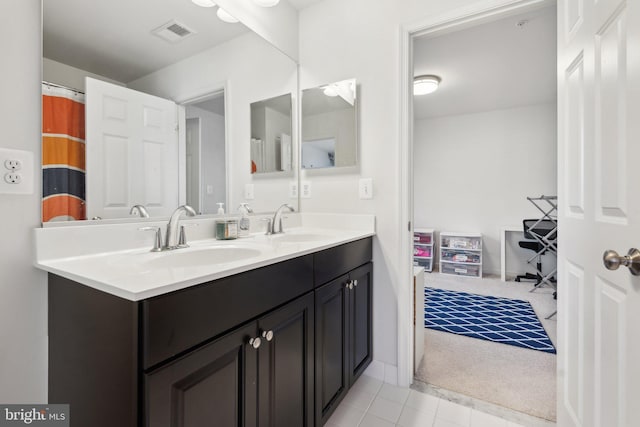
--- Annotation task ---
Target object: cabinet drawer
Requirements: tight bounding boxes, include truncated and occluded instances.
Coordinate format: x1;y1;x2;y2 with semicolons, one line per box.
441;262;480;277
314;238;372;286
142;255;313;369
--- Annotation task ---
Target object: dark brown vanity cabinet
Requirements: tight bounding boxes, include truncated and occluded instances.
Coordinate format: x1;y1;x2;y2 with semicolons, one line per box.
48;237;372;427
145;292;315;427
314;240;373;426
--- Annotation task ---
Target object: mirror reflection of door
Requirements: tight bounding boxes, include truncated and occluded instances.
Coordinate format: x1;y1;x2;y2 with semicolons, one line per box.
85;77;179;220
185;118;201;212
184;93;226;214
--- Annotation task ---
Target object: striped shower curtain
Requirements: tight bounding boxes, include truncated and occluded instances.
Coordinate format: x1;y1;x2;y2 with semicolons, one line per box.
42;83;86;222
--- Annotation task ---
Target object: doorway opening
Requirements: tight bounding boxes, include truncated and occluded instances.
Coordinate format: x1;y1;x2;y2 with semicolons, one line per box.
407;3;558;424
181;91;227;215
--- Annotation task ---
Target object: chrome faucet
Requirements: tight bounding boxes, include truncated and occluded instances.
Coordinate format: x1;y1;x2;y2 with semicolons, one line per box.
271;203;295;234
164;205;196;250
129;204;150;218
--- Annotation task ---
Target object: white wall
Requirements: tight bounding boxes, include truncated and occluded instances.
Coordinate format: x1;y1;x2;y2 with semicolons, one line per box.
0;0;48;403
299;0;485;381
129;31;298;214
185;105;226;214
43;57;124;91
414;103;557;276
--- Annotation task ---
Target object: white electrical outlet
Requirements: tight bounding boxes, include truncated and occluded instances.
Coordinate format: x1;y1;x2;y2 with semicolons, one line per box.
244;183;255;200
0;148;33;195
4;173;22;184
289;181;298;198
301;181;311;199
4;159;22;171
359;178;373;199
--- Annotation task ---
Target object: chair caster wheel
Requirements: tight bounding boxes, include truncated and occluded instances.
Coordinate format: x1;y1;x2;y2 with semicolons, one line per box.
515;278;521;282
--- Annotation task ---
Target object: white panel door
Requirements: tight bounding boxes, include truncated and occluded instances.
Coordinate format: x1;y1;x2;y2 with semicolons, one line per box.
85;77;179;219
558;1;640;426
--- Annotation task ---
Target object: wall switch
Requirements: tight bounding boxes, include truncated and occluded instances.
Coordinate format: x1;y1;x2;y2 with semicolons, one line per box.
289;181;298;198
301;181;312;198
244;183;255;200
206;185;213;195
359;178;373;199
0;148;33;195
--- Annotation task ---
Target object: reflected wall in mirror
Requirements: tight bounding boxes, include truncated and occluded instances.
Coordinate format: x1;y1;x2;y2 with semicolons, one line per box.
301;79;357;170
250;94;293;174
41;0;298;223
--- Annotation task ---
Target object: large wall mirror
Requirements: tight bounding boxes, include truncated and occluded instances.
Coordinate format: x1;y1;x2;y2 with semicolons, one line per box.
301;78;357;170
42;0;298;224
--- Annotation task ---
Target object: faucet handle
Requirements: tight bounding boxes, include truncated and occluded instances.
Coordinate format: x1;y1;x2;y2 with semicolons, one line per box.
261;217;273;235
139;226;163;252
178;223;199;248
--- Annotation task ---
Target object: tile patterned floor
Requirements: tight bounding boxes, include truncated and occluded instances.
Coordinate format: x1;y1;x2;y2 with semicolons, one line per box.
326;375;527;427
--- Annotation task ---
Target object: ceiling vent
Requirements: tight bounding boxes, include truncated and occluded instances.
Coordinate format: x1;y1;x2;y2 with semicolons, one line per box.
152;20;196;43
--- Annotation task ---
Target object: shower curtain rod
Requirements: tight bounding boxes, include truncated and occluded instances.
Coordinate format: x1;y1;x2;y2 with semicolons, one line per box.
42;80;85;95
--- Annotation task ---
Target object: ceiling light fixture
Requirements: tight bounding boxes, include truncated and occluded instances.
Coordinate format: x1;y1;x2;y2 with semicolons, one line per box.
323;85;338;97
191;0;216;7
253;0;281;6
413;75;441;95
217;7;239;23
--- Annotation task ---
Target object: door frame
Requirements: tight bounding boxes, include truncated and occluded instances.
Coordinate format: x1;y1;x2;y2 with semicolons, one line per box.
175;83;229;212
397;0;556;387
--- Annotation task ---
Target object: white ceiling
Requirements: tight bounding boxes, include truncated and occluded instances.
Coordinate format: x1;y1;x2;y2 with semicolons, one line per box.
43;0;251;83
413;6;557;119
286;0;324;10
192;94;225;116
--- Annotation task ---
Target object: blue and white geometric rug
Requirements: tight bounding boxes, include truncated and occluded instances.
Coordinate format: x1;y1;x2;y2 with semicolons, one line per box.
424;287;556;354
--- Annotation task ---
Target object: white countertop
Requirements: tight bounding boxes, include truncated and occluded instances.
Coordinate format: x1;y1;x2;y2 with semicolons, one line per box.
34;213;375;301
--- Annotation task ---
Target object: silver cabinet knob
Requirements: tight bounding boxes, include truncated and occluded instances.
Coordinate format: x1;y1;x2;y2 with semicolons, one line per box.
348;280;354;290
353;279;358;287
249;337;262;349
603;248;640;275
261;330;274;341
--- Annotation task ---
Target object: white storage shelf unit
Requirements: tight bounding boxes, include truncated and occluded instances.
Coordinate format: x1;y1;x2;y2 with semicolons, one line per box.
439;232;482;278
413;228;434;272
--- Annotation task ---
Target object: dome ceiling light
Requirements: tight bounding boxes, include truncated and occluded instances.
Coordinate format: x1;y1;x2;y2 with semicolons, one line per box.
216;7;239;23
413;75;441;95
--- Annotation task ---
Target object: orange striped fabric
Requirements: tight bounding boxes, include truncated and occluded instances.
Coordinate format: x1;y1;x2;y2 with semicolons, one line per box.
42;86;87;222
42;94;85;140
42;135;85;170
42;195;86;223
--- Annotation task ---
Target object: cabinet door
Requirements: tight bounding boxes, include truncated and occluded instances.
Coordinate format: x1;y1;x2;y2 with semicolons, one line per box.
315;274;350;426
145;323;259;427
349;262;373;386
258;292;314;427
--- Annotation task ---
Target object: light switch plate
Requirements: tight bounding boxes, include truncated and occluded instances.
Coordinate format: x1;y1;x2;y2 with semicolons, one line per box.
289;181;298;198
244;183;255;200
0;148;33;195
301;181;311;199
359;178;373;199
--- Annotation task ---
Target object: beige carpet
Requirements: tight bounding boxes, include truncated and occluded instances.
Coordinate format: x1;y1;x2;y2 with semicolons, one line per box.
415;273;557;422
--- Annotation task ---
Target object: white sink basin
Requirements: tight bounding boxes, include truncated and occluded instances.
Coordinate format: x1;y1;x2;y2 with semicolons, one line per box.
271;233;330;243
145;246;263;268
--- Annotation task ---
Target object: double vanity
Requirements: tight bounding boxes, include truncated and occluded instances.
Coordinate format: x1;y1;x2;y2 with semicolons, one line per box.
35;213;375;427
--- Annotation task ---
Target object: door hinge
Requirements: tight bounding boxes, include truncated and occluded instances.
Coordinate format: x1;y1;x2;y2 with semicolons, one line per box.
408;221;411;232
174;123;179;132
